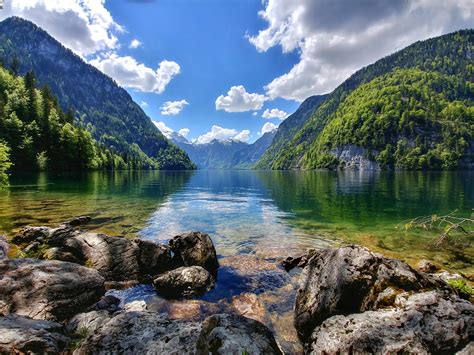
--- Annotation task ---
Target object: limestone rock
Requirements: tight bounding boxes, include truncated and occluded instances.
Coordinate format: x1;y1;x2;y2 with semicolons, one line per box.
0;314;70;354
134;239;173;277
306;291;474;354
417;259;440;273
294;245;444;341
153;266;215;299
169;232;219;274
0;258;105;321
196;313;282;355
73;311;201;355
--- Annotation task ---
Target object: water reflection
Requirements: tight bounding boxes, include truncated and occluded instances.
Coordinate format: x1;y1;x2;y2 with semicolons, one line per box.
0;170;472;274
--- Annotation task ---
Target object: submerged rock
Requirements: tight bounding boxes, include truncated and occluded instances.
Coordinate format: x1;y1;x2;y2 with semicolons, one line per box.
294;245;445;341
0;314;71;354
196;313;283;355
306;290;474;354
153;266;215;299
0;258;105;321
73;311;201;355
0;235;8;259
65;216;92;227
169;232;219;274
417;259;440;273
281;249;319;271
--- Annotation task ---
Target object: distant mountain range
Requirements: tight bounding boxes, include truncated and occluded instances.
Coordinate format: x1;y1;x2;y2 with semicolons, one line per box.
162;130;276;169
0;17;195;170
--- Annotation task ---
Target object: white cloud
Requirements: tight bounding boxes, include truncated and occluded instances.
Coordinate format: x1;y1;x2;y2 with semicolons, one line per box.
195;125;251;144
1;0;123;57
178;128;190;138
261;122;278;135
129;39;142;49
262;108;288;120
234;130;250;142
160;100;189;116
152;120;173;138
252;112;258;116
249;0;474;101
140;101;148;108
215;85;267;112
90;54;180;93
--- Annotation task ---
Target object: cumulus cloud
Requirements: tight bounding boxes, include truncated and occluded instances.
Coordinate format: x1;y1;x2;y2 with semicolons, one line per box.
129;39;142;49
215;85;267;112
249;0;474;101
0;0;123;57
195;125;251;144
262;108;288;120
90;54;180;93
261;122;278;135
160;100;189;116
178;128;190;138
152;120;173;138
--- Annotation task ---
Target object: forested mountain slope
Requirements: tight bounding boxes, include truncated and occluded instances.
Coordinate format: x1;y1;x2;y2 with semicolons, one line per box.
0;65;128;183
261;29;473;170
0;17;195;170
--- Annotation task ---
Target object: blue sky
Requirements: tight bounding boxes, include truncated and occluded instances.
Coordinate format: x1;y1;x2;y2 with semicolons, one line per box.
1;0;472;143
106;0;299;143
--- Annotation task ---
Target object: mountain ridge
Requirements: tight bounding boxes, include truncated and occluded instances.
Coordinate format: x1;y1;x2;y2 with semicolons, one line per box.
0;16;195;170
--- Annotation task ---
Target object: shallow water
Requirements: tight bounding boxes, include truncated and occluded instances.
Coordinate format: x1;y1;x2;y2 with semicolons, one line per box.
1;170;472;352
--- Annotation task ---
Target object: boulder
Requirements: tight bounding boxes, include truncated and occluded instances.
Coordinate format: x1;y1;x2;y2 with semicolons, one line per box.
0;235;8;259
153;266;215;299
196;313;282;355
0;258;105;321
63;232;141;282
93;295;121;313
134;239;174;277
66;310;112;335
295;245;444;341
73;311;201;355
0;314;71;354
11;225;75;246
169;232;219;274
43;247;80;263
306;291;474;354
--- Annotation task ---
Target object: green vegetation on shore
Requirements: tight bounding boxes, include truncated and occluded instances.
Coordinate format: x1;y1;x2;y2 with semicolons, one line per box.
0;64;133;182
259;29;474;170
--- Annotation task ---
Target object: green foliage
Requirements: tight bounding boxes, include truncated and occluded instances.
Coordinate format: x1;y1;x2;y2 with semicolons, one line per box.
448;279;474;299
260;29;474;170
0;141;12;186
305;68;473;170
0;65;130;173
0;17;195;170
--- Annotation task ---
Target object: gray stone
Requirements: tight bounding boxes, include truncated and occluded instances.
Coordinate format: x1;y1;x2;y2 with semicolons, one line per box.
0;235;8;260
295;245;444;341
134;239;173;277
169;232;219;274
73;311;201;355
153;266;215;299
0;314;70;354
0;258;105;321
64;232;141;282
196;313;283;355
66;310;111;335
306;291;474;354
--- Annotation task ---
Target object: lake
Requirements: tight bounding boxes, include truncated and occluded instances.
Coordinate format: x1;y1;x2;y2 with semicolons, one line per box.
1;170;472;276
1;170;472;351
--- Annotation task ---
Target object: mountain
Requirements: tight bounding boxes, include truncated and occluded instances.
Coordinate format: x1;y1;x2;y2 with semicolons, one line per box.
168;130;277;169
259;29;474;170
0;17;195;170
255;94;327;169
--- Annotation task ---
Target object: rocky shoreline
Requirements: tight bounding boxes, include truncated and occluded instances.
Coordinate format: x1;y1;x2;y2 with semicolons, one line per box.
0;218;472;354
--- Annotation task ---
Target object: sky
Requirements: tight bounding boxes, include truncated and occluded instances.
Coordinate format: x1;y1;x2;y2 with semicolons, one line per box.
1;0;472;143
